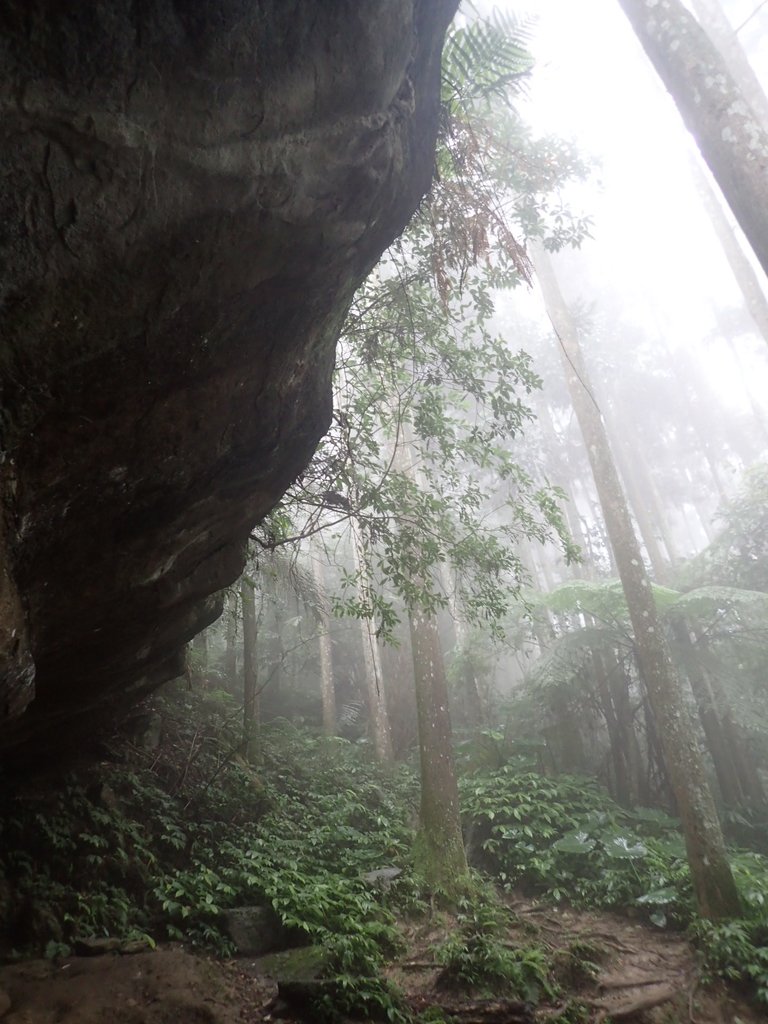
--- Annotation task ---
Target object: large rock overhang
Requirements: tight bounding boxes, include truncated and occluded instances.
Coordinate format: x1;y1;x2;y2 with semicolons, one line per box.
0;0;458;765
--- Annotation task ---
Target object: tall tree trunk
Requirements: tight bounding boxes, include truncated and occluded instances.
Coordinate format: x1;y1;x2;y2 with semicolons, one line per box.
671;618;741;805
690;154;768;345
533;394;591;576
241;575;259;763
617;433;680;564
310;543;337;737
410;605;470;893
690;0;768;126
610;655;647;805
350;515;394;763
224;588;238;685
192;629;208;684
394;424;469;892
594;650;634;806
616;0;768;278
611;435;672;582
448;588;486;730
720;709;767;811
674;620;767;811
532;243;740;920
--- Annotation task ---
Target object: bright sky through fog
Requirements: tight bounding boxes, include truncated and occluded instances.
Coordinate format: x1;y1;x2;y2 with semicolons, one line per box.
496;0;768;414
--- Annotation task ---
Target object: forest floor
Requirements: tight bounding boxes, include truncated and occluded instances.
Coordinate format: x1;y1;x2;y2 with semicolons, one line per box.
0;897;761;1024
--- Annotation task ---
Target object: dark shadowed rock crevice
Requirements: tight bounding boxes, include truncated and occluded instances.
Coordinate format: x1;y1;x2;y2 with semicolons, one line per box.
0;0;458;765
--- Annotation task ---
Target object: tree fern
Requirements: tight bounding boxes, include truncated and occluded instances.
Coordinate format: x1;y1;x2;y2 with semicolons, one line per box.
528;623;628;689
441;8;535;114
537;578;681;622
668;585;768;623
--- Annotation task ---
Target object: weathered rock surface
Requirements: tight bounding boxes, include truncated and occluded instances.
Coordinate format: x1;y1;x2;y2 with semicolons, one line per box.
220;905;288;957
0;0;457;764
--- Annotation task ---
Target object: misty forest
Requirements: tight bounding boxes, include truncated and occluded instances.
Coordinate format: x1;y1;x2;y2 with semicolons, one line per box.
2;1;768;1023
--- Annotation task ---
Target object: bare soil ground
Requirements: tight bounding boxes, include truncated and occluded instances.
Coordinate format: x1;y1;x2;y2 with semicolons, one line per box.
0;900;761;1024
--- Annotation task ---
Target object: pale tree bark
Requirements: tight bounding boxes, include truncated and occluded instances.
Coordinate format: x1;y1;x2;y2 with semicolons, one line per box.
690;0;768;126
689;154;768;345
616;0;768;278
394;427;469;892
612;434;672;583
532;243;740;920
613;425;680;566
410;603;469;892
309;540;337;737
350;515;394;763
241;575;259;763
532;394;592;578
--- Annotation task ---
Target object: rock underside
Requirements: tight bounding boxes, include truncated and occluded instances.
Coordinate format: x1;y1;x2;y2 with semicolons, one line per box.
0;0;457;766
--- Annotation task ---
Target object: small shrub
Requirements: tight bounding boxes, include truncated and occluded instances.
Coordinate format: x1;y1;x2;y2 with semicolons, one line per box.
435;891;556;1003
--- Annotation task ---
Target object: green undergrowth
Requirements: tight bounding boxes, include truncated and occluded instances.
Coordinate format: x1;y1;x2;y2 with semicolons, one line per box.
461;767;695;923
1;688;767;1014
460;765;768;1007
0;691;417;971
434;888;556;1002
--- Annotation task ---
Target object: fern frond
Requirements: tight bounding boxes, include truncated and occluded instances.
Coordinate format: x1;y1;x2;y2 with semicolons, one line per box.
442;9;535;113
668;585;768;622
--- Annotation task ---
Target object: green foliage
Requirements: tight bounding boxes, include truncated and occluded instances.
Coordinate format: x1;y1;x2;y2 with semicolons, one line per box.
680;463;768;594
442;10;533;112
461;768;693;923
260;4;589;645
516;568;768;803
455;727;543;774
435;889;556;1003
538;578;679;622
693;918;768;1007
0;696;415;972
551;940;603;988
461;765;768;1005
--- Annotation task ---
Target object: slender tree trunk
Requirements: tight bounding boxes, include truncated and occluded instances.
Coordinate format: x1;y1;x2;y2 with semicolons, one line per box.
241;576;259;762
350;515;394;762
410;605;469;892
530;606;586;773
720;710;767;811
594;650;633;806
224;588;238;685
192;629;208;684
310;543;337;737
613;429;680;565
616;0;768;278
610;655;647;804
690;154;768;345
534;395;591;576
394;424;469;891
612;435;672;582
671;618;741;805
446;577;486;730
563;497;590;578
674;620;767;811
643;695;674;808
532;243;740;920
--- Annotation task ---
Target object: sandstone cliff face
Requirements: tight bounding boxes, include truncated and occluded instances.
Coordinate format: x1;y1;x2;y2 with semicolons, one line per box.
0;0;457;762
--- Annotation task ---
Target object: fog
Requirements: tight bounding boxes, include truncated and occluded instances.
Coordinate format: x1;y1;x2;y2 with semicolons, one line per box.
192;0;768;854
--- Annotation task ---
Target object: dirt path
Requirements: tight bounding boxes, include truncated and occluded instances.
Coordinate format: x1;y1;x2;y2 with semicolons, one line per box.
0;903;760;1024
0;949;276;1024
386;897;761;1024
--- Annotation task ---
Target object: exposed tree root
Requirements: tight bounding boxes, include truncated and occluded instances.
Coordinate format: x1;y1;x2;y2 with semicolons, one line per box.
592;983;677;1021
